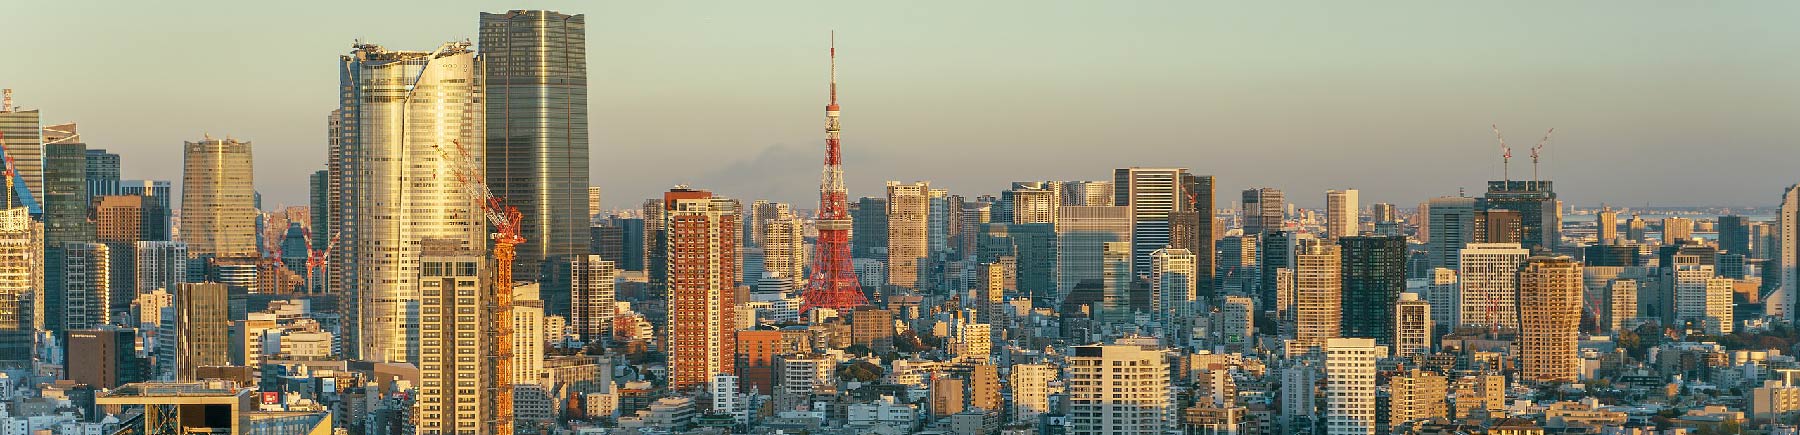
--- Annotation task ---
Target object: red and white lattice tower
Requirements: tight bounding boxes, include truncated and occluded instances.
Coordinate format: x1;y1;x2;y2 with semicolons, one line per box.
801;33;868;312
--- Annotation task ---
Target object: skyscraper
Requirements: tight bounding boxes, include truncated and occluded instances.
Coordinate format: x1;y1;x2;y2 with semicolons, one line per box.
1241;188;1284;236
1100;241;1134;323
1056;205;1131;298
761;209;805;286
480;10;590;277
1518;256;1581;384
134;241;187;295
84;149;120;202
175;282;229;381
1069;345;1171;435
565;255;616;343
1150;248;1196;343
180;137;257;258
1171;174;1216;299
416;240;494;434
1775;185;1800;322
1326;189;1359;240
337;42;488;362
0;92;44;197
1673;264;1734;335
662;188;738;390
1662;217;1694;245
1116;167;1185;276
1626;214;1648;244
1458;243;1528;331
1425;196;1476;271
1010;182;1059;225
1295;242;1342;352
1718;215;1750;256
1338;235;1405;345
44;138;91;339
886;181;930;289
851;197;888;261
1324;338;1377;435
1481;180;1559;252
0;207;28;358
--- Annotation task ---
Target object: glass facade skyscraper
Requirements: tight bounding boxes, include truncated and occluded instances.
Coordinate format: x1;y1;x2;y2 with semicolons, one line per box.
481;10;591;278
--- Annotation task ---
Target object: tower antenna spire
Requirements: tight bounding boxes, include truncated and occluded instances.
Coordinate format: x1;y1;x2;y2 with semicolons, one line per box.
803;31;866;313
830;30;837;106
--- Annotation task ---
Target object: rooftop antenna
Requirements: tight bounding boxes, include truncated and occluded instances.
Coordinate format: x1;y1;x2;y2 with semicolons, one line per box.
1531;128;1554;183
1492;124;1511;183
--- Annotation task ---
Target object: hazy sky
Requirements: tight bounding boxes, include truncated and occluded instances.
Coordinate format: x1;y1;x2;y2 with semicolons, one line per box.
3;1;1796;210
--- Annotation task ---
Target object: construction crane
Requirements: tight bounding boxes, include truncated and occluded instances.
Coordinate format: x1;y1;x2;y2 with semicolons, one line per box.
1531;128;1554;182
302;230;340;295
432;138;520;435
1492;124;1512;182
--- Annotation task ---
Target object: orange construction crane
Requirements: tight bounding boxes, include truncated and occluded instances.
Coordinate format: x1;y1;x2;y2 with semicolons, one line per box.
302;230;340;295
432;139;520;434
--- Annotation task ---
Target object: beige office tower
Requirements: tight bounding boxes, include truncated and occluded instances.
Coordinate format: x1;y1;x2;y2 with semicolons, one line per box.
175;283;229;381
1150;248;1197;340
588;186;602;220
1457;243;1528;331
1519;256;1581;385
0;208;28;332
1012;185;1058;225
1061;180;1114;206
1393;293;1432;358
1326;189;1359;240
1424;268;1458;330
1056;205;1131;296
0;92;43;197
886;181;930;289
179;137;257;258
1388;369;1447;426
1324;338;1378;435
1607;279;1638;332
1069;345;1171;435
339;42;487;363
761;209;806;286
1775;184;1800;322
1662;217;1694;245
1010;363;1059;423
1674;264;1734;335
1294;244;1343;352
978;263;1006;326
1596;206;1618;245
417;241;493;434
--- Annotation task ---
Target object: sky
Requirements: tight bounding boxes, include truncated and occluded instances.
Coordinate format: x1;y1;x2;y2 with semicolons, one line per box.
2;1;1797;210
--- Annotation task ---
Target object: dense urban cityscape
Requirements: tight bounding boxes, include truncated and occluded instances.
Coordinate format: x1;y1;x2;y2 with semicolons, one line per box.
0;6;1797;435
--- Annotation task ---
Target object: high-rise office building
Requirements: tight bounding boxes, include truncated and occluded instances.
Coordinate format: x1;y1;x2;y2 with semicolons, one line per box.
1596;206;1619;245
1100;241;1135;323
120;180;173;239
1473;209;1522;244
180;137;257;258
61;243;109;333
589;186;603;221
663;188;738;390
1626;214;1648;244
1069;345;1171;435
337;42;488;362
67;327;143;389
1458;243;1528;331
1663;217;1695;245
1171;174;1216;299
1150;248;1196;343
134;241;187;296
1371;203;1398;223
44;138;91;339
1242;188;1284;236
175;282;229;381
1115;168;1185;276
84;149;120;203
1326;189;1359;240
1295;243;1342;351
0;93;44;197
1394;293;1432;357
1056;205;1131;297
0;207;27;357
1606;279;1639;332
1519;256;1581;384
1061;180;1114;206
851;197;887;260
416;240;494;434
97;194;167;315
1262;231;1309;326
1425;268;1459;330
1387;368;1447;426
480;10;590;278
1339;235;1405;345
1324;338;1377;435
1481;180;1559;251
1425;197;1476;271
886;181;929;289
1719;215;1750;256
1010;183;1059;225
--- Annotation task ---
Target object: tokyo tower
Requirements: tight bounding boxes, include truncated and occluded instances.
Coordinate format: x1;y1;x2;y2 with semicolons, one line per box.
801;33;868;312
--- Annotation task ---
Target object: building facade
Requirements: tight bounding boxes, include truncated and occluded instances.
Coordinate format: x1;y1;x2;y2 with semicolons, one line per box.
480;10;590;278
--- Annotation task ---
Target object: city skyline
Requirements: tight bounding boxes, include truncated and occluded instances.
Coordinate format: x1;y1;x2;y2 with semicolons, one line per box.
4;1;1798;210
